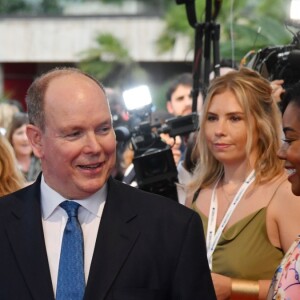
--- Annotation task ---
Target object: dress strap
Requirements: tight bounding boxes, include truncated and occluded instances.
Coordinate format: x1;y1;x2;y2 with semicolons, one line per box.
266;173;287;208
192;188;201;203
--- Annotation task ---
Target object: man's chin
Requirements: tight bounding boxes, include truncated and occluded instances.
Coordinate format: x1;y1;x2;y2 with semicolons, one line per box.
76;179;106;196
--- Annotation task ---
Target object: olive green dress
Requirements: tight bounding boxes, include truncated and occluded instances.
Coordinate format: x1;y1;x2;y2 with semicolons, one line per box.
193;206;284;279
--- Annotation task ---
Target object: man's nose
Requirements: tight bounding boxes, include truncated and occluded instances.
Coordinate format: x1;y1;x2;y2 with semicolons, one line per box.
83;133;101;153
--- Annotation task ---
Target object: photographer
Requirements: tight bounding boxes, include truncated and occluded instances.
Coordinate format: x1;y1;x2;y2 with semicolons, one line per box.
164;73;204;164
106;87;129;181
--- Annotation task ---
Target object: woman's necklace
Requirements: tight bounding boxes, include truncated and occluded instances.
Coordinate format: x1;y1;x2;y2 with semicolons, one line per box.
206;170;256;270
221;183;231;205
221;180;242;206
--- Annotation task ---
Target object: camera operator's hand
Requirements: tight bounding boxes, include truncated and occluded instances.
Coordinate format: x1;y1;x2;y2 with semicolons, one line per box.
271;79;285;103
160;133;182;166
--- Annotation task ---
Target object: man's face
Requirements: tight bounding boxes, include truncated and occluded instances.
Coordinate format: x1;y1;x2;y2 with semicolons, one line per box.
27;73;116;199
167;84;192;116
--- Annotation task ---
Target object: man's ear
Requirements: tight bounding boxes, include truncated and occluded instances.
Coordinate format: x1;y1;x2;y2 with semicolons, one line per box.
166;101;174;114
26;124;44;158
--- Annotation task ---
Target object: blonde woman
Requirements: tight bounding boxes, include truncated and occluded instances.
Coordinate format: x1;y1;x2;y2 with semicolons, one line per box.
0;101;20;135
187;68;300;299
0;134;25;196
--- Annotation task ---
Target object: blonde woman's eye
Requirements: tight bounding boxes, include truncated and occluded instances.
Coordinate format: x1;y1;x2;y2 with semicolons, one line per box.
230;115;241;122
207;115;217;121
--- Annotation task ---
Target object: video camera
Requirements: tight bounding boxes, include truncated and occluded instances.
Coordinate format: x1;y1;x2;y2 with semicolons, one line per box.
248;35;300;88
116;85;199;201
248;0;300;88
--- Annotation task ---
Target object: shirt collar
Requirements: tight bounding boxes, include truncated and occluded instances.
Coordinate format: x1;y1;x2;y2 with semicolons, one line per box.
40;175;107;220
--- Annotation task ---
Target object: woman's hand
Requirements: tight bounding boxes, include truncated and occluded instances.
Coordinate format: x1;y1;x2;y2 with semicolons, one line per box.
211;273;232;300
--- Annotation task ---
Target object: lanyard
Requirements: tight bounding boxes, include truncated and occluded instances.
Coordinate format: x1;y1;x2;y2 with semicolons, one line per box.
206;170;256;270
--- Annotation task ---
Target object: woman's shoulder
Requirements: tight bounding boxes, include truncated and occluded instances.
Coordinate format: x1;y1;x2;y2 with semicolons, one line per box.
265;172;300;253
260;172;288;192
185;185;212;208
270;172;292;195
265;171;298;208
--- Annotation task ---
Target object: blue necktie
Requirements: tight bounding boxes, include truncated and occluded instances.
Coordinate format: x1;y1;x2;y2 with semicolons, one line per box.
56;201;85;300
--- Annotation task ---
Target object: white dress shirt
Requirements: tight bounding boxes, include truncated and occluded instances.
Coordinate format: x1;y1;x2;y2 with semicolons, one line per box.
176;161;193;205
40;175;106;294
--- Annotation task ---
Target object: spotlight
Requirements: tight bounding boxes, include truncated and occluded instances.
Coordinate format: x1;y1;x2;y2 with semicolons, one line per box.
287;0;300;27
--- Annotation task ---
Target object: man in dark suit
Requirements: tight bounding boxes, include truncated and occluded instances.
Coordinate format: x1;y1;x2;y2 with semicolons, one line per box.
0;68;216;300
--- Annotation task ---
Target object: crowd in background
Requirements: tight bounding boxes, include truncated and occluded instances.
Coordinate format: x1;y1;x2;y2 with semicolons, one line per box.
0;100;41;196
1;63;300;299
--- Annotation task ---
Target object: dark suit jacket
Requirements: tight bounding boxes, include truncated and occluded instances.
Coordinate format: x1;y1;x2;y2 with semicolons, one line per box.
0;176;216;300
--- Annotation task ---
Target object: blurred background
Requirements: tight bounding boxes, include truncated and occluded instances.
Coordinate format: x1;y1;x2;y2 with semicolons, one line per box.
0;0;292;111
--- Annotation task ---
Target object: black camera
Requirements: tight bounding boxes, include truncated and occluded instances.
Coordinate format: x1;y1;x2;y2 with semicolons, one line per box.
162;112;199;138
116;109;199;201
131;113;199;201
116;117;178;201
248;31;300;88
117;85;199;201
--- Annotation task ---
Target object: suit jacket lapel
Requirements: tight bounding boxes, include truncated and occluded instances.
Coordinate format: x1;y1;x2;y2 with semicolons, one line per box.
5;179;54;300
84;178;140;300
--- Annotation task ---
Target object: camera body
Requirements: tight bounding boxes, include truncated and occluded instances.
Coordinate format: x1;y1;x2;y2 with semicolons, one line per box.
120;111;199;201
248;32;300;88
119;84;199;201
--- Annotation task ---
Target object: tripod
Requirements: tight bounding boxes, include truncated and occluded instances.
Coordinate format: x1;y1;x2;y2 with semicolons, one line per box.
176;0;221;109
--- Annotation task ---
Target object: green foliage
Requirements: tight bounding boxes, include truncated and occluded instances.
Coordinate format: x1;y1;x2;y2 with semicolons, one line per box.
100;0;124;4
0;0;62;15
78;0;293;107
157;0;292;63
80;33;130;63
79;33;149;88
156;5;195;54
0;0;29;13
40;0;62;14
79;60;114;81
88;0;172;10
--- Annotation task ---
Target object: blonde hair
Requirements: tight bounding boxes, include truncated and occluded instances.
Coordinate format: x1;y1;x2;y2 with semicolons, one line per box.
0;134;25;196
0;102;20;132
189;67;284;194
